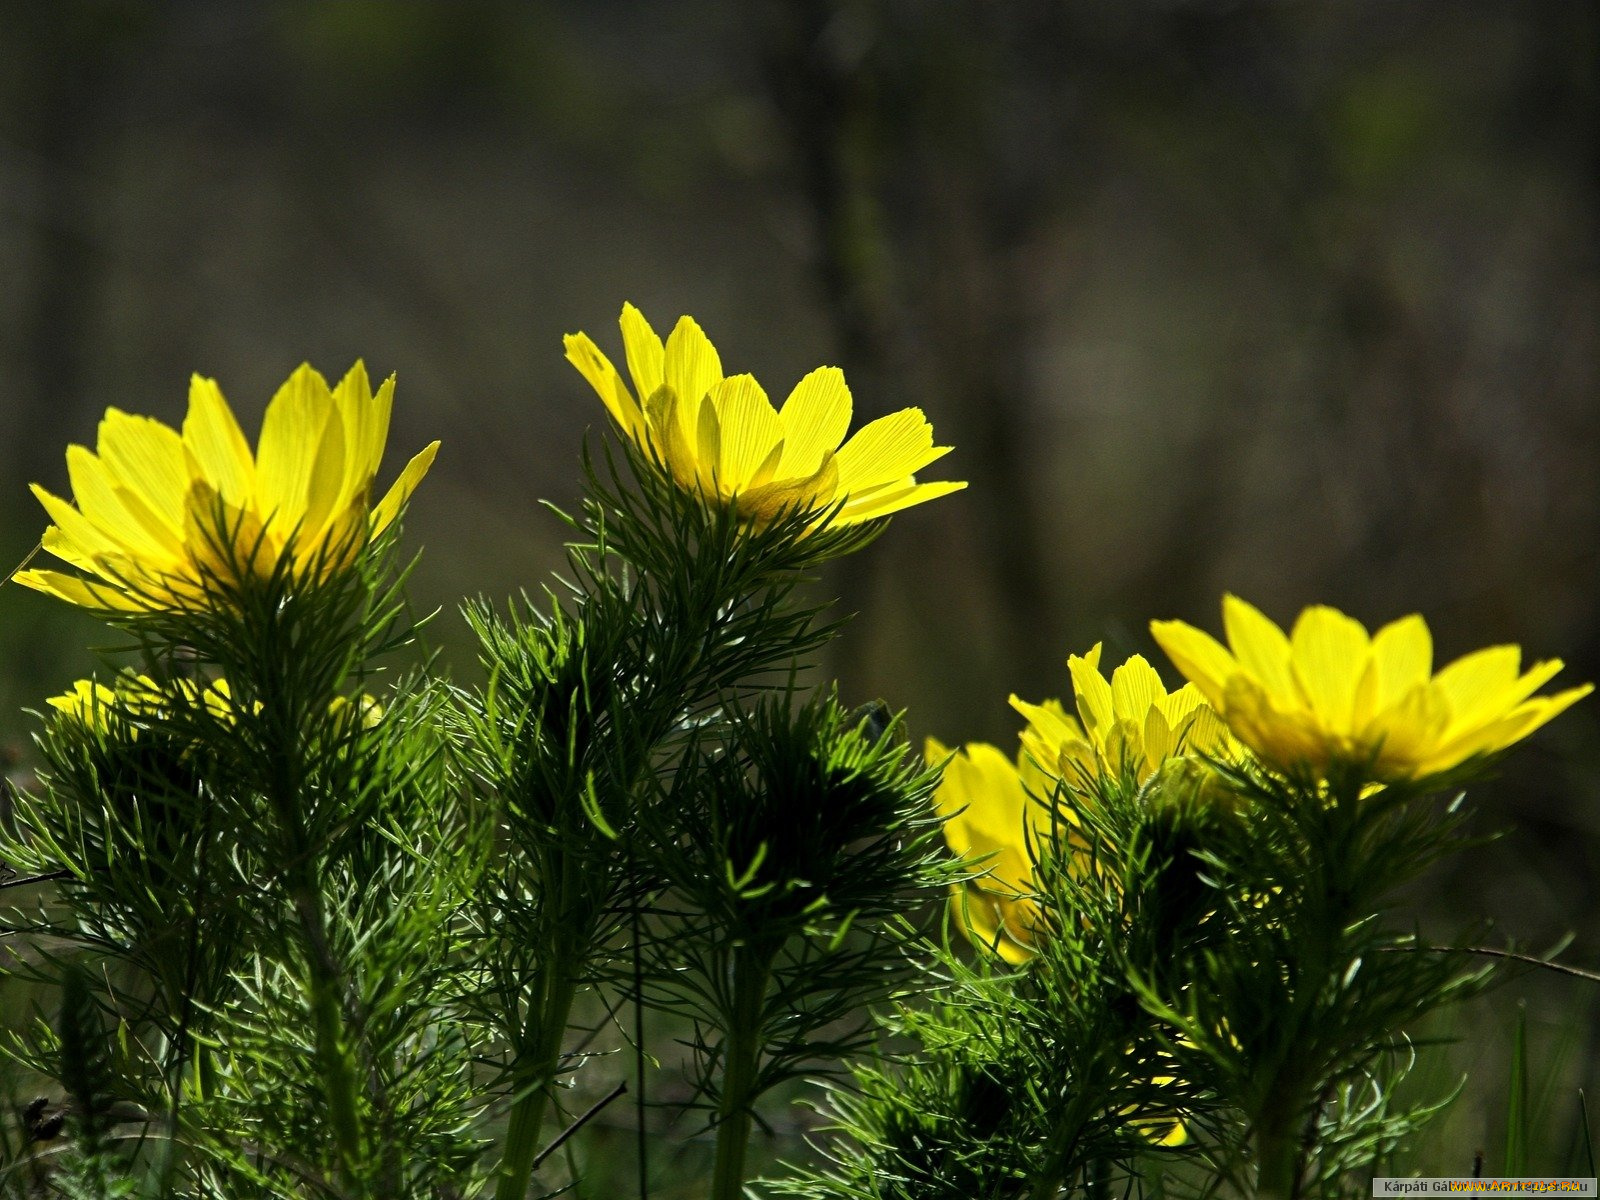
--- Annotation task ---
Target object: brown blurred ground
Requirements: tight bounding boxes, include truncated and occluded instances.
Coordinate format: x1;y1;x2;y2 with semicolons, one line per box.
1;0;1597;1179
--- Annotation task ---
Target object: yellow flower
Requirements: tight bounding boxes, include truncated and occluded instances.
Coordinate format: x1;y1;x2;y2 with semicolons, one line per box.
927;737;1049;964
50;675;381;732
1134;1080;1189;1147
1151;595;1593;781
1009;643;1239;789
928;735;1193;1145
48;674;235;729
47;679;122;727
565;303;965;527
327;692;385;730
928;648;1237;963
15;363;439;612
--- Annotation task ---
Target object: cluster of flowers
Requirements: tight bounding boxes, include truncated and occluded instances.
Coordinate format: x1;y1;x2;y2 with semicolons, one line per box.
13;301;964;697
4;296;1595;1200
933;597;1591;962
9;297;1588;944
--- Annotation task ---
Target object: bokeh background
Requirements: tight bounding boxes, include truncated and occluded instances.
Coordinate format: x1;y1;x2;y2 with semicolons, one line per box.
2;0;1597;1184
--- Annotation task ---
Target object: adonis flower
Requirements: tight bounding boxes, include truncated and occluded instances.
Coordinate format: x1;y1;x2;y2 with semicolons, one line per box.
1010;644;1239;790
926;732;1193;1144
926;738;1049;964
48;674;236;729
565;303;965;527
47;678;127;728
1151;595;1592;782
50;675;380;734
15;364;439;612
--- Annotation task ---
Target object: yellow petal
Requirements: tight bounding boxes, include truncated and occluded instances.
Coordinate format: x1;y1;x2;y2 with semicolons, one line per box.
565;331;646;442
1506;685;1591;740
32;483;174;576
663;315;723;409
709;374;783;490
1101;718;1145;777
1156;680;1209;724
695;393;722;489
776;366;851;477
1142;705;1177;769
926;736;973;840
330;362;391;506
256;364;333;533
300;388;350;543
1223;673;1328;772
950;886;1036;964
13;568;143;611
184;478;271;585
1289;605;1371;729
31;483;134;565
833;409;951;493
1150;619;1238;709
1432;645;1524;729
1110;655;1166;723
643;386;698;488
745;442;786;492
1416;684;1591;775
1068;646;1114;739
305;502;366;579
48;679;120;720
620;302;665;402
1366;683;1451;775
1012;694;1093;793
1369;614;1432;708
1176;702;1231;757
371;441;441;535
1222;595;1296;697
182;375;257;508
832;478;966;524
940;743;1029;843
734;456;837;525
1432;656;1567;752
66;446;184;558
39;525;103;574
1010;693;1084;739
95;410;190;533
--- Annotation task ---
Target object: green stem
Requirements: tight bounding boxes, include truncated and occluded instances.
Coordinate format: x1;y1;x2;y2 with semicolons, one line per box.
291;878;365;1186
257;652;367;1191
1255;1118;1302;1200
495;968;581;1200
710;949;772;1200
1027;1086;1093;1200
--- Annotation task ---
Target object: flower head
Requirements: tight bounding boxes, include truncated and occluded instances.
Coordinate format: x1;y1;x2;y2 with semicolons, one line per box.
50;674;380;735
926;731;1194;1144
48;674;235;730
1151;595;1593;781
15;364;439;612
926;737;1048;963
565;303;965;528
1010;644;1239;790
47;678;123;727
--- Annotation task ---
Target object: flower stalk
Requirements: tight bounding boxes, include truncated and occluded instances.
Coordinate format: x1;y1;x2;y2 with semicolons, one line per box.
494;965;581;1200
710;947;775;1200
291;872;365;1182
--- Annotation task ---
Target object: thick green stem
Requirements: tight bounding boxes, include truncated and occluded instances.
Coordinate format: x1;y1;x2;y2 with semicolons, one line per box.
291;880;365;1185
1255;1119;1303;1200
494;968;581;1200
1027;1084;1093;1200
258;650;367;1192
710;950;772;1200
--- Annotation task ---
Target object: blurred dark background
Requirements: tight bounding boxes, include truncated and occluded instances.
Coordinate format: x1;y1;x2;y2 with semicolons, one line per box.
1;0;1597;1179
